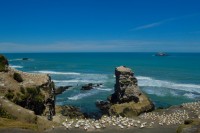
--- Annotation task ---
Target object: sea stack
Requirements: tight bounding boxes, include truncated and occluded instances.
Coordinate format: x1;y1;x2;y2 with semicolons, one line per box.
97;66;154;117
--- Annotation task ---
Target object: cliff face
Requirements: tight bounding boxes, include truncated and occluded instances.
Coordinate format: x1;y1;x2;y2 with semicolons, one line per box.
97;66;154;117
111;66;141;103
0;54;55;116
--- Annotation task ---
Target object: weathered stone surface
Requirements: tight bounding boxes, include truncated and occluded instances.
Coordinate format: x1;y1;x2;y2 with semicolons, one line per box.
177;119;200;133
97;66;154;117
81;83;103;90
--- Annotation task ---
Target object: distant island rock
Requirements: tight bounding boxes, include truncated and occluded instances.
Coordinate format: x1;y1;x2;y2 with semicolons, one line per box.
155;52;168;56
96;66;154;117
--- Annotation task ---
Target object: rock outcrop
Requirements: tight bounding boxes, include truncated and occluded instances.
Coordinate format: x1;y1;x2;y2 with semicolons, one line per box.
55;86;72;95
56;105;85;119
177;119;200;133
0;54;55;117
0;55;9;72
96;66;154;117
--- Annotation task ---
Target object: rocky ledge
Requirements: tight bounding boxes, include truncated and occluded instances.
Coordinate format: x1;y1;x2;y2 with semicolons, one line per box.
0;54;55;116
96;66;154;117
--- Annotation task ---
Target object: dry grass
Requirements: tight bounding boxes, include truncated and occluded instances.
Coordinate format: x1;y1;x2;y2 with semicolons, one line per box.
0;118;37;130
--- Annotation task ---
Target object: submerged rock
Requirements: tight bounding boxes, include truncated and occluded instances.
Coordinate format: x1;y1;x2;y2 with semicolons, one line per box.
59;105;85;119
81;83;94;90
81;83;103;90
97;66;154;117
55;86;72;95
22;58;29;60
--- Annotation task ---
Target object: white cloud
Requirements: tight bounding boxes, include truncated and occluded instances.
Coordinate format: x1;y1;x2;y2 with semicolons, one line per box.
132;22;162;30
0;40;200;53
131;14;200;31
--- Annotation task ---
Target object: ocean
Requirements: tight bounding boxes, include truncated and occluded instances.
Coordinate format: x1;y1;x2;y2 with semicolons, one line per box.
4;53;200;114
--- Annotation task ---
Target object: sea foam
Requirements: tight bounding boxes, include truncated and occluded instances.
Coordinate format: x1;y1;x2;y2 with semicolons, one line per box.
137;76;200;94
68;90;99;100
10;65;23;68
34;70;81;75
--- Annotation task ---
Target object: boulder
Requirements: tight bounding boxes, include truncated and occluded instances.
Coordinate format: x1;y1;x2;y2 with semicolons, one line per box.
97;66;154;117
0;55;9;72
81;83;93;90
60;105;85;119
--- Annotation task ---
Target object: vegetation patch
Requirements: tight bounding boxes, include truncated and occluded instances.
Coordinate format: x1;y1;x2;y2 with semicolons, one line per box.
0;107;16;120
0;118;37;130
5;87;45;115
5;90;15;100
0;55;8;72
13;72;23;82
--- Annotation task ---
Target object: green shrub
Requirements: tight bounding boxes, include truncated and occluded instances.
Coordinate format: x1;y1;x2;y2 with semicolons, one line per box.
13;87;45;115
20;87;25;94
13;72;23;82
5;90;14;100
0;55;9;72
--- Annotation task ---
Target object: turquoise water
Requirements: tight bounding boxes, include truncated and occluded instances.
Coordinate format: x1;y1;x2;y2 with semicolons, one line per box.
4;53;200;113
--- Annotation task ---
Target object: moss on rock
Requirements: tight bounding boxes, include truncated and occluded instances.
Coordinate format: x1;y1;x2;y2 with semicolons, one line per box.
109;94;154;117
177;119;200;133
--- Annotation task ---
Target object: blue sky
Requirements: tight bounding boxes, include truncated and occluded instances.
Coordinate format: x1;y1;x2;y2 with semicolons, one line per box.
0;0;200;52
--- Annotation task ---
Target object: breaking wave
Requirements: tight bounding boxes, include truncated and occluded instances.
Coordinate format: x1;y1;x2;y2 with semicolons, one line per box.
137;76;200;94
33;70;81;75
10;65;23;68
68;90;99;100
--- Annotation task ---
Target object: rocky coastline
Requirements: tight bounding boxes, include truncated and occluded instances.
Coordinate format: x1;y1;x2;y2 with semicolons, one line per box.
0;54;200;133
96;66;154;117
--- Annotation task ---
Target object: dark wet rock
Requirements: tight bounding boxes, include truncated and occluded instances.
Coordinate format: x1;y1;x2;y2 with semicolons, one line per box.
81;83;93;90
81;83;103;90
97;66;154;117
60;105;85;119
96;100;111;115
55;86;72;95
22;58;29;60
